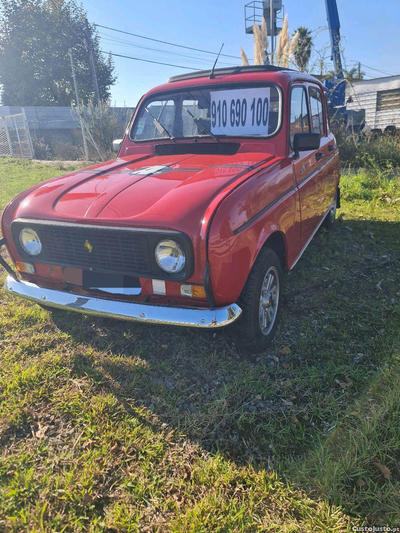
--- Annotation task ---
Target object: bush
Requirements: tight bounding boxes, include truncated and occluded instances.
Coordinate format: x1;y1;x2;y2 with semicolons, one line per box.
31;136;52;160
52;143;84;161
340;169;400;202
333;124;400;170
72;98;132;161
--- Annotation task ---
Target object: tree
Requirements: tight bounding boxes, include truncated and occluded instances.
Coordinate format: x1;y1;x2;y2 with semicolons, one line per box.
72;97;132;161
0;0;116;106
292;26;313;72
324;66;365;81
344;66;365;81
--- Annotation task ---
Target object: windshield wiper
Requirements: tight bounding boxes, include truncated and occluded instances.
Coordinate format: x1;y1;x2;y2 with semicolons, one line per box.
145;108;175;141
182;105;219;142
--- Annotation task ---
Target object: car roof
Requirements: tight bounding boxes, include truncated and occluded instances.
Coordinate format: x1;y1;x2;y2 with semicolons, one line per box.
143;66;324;98
167;65;295;83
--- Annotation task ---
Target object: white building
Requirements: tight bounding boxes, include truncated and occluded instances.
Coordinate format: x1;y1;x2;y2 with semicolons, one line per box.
346;75;400;132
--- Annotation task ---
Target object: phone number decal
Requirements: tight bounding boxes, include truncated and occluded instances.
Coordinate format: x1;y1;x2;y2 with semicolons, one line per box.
210;88;271;136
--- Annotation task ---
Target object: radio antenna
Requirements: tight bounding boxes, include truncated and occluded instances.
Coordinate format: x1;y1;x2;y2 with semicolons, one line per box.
210;43;224;79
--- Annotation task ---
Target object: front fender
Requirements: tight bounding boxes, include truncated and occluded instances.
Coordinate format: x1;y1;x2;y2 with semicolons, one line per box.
207;163;300;305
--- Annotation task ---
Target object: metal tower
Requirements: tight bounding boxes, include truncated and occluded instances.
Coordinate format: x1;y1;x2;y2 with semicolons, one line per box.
244;0;284;57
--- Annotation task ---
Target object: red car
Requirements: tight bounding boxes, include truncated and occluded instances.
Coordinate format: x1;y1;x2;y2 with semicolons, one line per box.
1;66;340;351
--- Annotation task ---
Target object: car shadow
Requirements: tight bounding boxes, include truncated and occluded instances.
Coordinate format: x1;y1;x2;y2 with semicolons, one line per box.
48;216;399;520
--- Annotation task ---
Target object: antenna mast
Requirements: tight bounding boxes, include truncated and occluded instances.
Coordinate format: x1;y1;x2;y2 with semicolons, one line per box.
210;43;224;78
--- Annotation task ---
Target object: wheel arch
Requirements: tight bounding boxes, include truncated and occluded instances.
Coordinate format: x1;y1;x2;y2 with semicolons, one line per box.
238;229;288;301
259;231;287;271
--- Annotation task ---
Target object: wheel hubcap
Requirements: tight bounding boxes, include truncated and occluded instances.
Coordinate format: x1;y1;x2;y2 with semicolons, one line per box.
259;266;280;336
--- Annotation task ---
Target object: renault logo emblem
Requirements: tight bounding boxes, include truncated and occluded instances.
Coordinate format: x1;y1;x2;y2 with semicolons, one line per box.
84;239;93;253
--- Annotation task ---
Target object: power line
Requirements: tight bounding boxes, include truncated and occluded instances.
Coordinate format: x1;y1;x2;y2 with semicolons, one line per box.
95;23;241;60
360;65;396;77
98;33;238;67
101;50;195;70
348;61;396;77
360;64;396;77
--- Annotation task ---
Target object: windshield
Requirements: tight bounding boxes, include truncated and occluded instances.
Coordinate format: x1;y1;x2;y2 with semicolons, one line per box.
130;84;281;142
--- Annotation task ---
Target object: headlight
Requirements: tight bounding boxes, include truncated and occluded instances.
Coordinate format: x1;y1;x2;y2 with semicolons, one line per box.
19;228;42;256
155;240;186;273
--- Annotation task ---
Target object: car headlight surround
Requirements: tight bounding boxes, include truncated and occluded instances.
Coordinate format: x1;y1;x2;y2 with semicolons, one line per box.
19;228;42;256
155;239;186;273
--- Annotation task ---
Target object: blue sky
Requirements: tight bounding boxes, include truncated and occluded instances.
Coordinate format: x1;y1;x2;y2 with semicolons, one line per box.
83;0;400;107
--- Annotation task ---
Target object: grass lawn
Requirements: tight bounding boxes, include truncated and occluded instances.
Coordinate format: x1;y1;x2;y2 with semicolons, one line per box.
0;158;399;531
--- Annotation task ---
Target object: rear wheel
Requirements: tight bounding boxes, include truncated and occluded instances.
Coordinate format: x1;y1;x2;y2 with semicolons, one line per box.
238;247;282;353
322;190;338;231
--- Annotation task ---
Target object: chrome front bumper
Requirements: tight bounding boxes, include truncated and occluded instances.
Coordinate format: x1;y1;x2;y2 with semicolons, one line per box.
4;276;242;329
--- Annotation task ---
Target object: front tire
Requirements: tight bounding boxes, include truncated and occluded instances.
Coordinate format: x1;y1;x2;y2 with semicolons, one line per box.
238;247;282;353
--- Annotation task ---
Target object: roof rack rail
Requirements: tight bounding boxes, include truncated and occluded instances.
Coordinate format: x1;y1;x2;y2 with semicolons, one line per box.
167;65;295;83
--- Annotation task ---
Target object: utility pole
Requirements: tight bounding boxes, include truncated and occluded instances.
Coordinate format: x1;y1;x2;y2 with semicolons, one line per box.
69;49;90;161
358;61;361;79
84;19;100;104
270;0;274;63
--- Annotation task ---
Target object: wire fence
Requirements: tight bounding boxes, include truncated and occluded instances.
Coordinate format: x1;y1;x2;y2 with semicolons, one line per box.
0;113;34;159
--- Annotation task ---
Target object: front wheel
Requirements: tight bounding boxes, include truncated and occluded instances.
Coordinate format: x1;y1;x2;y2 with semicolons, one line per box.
238;247;282;353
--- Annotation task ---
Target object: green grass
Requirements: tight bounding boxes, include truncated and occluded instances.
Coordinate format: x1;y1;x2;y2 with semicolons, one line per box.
0;158;81;209
0;158;399;531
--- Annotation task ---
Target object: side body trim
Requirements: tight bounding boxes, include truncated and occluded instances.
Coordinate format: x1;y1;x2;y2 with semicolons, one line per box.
289;199;336;270
233;151;337;235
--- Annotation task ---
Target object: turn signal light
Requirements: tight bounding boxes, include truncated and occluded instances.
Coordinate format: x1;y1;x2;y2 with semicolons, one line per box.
15;261;35;274
180;284;206;298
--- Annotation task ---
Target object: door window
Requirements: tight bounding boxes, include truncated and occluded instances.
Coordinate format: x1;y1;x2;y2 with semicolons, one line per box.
290;86;310;148
309;87;325;137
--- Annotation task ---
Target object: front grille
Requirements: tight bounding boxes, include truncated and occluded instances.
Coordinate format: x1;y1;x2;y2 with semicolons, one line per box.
39;225;152;276
12;220;193;281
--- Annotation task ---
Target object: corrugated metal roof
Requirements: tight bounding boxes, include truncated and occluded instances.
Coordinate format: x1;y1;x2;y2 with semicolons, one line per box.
0;106;134;130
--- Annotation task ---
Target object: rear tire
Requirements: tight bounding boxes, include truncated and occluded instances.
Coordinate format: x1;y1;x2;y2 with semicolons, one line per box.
322;190;338;231
238;247;282;353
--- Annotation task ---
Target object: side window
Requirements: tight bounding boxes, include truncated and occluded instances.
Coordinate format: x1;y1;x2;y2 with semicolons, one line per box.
309;87;325;137
290;86;310;148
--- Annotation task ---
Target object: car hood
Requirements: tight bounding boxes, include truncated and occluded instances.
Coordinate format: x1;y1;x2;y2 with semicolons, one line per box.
13;152;276;232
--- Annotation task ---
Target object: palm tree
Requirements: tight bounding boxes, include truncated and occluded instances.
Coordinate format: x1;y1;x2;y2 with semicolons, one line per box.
344;66;365;81
293;27;313;72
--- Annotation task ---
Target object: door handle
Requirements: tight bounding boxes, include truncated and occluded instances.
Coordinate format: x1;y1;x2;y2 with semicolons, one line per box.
315;151;325;162
328;145;336;152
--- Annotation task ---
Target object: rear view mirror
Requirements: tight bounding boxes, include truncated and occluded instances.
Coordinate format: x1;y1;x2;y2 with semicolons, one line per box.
112;139;123;153
293;133;320;158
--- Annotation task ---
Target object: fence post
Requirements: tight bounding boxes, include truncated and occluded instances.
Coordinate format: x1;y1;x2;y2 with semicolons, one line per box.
12;116;22;157
3;117;13;157
22;108;35;159
69;48;90;161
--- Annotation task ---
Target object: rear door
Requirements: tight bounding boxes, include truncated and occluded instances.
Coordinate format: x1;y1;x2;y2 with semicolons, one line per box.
308;85;338;216
290;84;321;245
308;85;336;219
